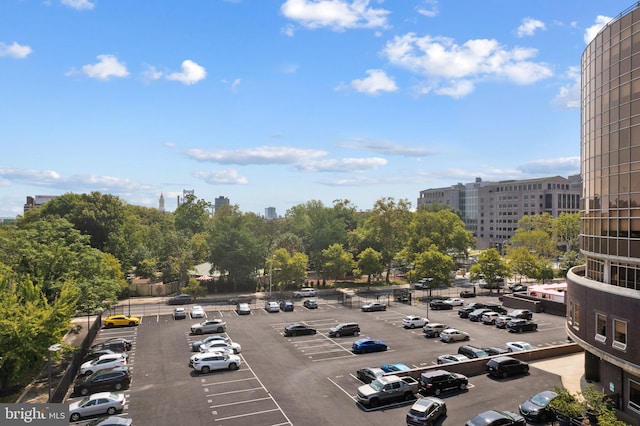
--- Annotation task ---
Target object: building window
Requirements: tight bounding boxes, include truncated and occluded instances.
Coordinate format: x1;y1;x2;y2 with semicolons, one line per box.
595;313;606;343
630;380;640;413
569;301;580;329
613;319;627;351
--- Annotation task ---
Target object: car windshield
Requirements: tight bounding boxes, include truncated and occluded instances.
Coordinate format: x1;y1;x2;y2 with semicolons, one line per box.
530;393;552;406
369;380;383;391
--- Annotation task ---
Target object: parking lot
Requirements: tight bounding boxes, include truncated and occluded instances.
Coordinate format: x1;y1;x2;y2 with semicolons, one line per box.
69;294;571;425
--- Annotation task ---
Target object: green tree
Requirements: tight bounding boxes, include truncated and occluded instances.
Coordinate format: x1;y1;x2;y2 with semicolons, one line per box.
511;228;558;260
182;278;207;299
413;246;455;290
408;205;474;260
553;212;580;252
173;194;211;236
506;246;540;283
321;244;355;281
268;248;309;291
356;247;384;287
469;248;510;293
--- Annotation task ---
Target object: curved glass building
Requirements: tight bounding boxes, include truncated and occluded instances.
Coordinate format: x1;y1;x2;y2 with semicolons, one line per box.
568;3;640;423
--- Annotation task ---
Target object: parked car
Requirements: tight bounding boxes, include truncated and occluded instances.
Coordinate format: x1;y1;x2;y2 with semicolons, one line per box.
190;319;227;334
511;284;528;292
352;337;387;354
458;303;486;318
85;416;132;426
518;390;558;422
457;345;488;359
481;312;501;325
79;354;127;376
279;300;295;312
173;308;187;320
494;316;512;329
402;315;429;329
507;319;538;333
423;323;448;338
468;308;493;322
443;297;464;306
381;363;410;373
68;392;126;422
482;346;508;356
507;309;533;320
356;367;385;384
236;303;251;315
439;328;470;343
361;302;387;312
437;354;470;364
102;315;140;328
191;335;231;352
283;323;317;336
303;299;318;309
460;290;476;298
406;397;447;426
429;299;453;310
486;356;530;378
264;301;280;313
190;305;205;318
483;303;507;315
506;341;534;352
90;338;132;352
189;351;242;373
73;367;131;396
293;288;316;298
167;293;192;305
200;340;241;354
419;369;468;396
83;349;127;363
328;322;360;337
466;410;526;426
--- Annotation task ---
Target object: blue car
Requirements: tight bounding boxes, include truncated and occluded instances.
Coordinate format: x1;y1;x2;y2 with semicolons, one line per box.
352;337;388;354
280;300;294;312
380;363;411;373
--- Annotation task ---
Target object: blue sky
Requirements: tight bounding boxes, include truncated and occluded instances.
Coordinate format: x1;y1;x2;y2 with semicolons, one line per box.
0;0;634;217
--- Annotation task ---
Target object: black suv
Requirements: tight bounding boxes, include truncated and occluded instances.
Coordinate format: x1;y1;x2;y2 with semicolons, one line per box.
89;337;131;353
507;309;533;320
468;308;493;322
419;369;468;396
429;300;453;310
73;367;131;396
507;319;538;333
458;345;489;359
458;303;486;318
328;322;360;337
483;303;507;315
486;356;529;378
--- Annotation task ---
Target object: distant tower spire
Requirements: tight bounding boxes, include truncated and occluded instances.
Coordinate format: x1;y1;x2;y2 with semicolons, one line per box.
159;192;165;212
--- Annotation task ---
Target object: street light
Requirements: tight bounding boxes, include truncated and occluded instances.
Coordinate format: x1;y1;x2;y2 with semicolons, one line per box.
269;257;273;298
48;344;62;402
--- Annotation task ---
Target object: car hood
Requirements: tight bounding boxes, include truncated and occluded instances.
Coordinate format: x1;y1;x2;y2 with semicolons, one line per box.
357;384;377;398
519;399;543;414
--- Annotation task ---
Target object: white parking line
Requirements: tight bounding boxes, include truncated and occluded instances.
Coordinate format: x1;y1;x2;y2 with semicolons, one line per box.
214;408;281;422
210;397;271;409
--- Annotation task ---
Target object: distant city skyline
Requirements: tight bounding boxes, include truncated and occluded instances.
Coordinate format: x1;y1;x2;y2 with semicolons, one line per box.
0;1;634;217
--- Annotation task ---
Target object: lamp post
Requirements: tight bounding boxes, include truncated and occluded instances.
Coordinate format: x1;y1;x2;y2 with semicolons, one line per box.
48;344;62;402
269;257;273;298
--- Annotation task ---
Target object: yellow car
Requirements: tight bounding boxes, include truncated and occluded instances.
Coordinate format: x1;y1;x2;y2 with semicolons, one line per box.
103;314;141;328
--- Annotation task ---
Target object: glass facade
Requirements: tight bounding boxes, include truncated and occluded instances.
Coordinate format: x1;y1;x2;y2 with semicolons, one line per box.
581;7;640;287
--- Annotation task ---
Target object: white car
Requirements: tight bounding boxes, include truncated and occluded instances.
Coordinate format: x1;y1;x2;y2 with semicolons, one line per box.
443;297;464;306
189;351;242;373
265;301;280;312
191;335;231;352
190;305;205;318
79;353;127;376
402;315;429;329
439;328;470;343
437;353;470;364
68;392;126;422
200;340;242;354
293;288;316;298
190;319;226;335
506;341;534;352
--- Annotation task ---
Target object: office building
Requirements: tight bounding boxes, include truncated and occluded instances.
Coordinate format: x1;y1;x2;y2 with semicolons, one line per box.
214;196;229;212
418;175;580;249
23;195;58;214
567;4;640;423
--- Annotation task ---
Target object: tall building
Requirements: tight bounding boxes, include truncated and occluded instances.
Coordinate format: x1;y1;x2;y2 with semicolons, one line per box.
159;192;165;212
214;196;229;212
265;207;277;220
418;175;580;249
23;195;58;214
567;4;640;423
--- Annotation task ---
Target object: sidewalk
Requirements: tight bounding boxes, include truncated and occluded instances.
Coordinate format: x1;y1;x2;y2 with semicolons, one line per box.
531;352;586;395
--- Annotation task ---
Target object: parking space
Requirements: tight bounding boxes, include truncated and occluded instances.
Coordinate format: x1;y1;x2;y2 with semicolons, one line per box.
91;295;572;425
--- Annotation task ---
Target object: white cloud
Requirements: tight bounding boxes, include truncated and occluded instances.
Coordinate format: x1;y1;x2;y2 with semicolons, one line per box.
340;137;433;156
280;0;390;32
0;42;32;59
382;33;552;98
61;0;95;10
185;146;327;164
517;18;545;37
166;60;207;85
349;69;397;94
553;66;580;109
296;157;387;172
417;0;438;18
194;169;248;185
584;15;612;44
518;157;580;175
142;65;163;83
73;54;129;80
